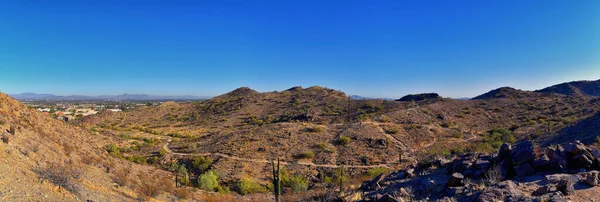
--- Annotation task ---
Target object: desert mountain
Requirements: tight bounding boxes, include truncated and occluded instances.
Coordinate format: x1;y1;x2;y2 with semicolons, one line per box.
536;79;600;97
471;87;538;100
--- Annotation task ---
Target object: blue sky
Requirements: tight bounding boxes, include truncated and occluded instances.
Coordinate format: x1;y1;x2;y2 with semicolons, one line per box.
0;0;599;98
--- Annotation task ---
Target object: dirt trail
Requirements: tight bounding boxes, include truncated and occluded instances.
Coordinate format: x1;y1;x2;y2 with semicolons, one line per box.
163;139;392;168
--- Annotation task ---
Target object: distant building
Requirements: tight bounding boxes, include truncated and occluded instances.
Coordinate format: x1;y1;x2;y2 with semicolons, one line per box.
108;109;122;112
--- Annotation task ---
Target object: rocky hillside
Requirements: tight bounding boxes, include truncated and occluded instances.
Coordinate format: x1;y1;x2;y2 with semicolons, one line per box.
536;79;600;97
0;92;213;201
472;87;537;100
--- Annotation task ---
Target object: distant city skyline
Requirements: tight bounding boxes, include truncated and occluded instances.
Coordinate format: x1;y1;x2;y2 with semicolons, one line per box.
1;0;598;98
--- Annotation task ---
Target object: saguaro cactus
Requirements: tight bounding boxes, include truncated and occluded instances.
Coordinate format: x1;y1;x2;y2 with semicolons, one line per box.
271;158;281;202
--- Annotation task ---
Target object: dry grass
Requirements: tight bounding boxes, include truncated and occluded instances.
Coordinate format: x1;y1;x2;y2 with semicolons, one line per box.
35;161;83;195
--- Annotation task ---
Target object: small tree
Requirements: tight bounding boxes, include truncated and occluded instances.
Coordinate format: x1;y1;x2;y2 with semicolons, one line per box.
177;166;190;187
198;170;220;191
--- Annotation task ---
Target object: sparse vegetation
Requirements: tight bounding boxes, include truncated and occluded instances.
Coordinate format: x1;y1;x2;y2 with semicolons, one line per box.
295;150;315;159
337;136;351;146
112;167;131;187
305;125;326;132
284;175;309;193
365;167;390;178
35;162;83;195
237;177;267;195
384;127;399;134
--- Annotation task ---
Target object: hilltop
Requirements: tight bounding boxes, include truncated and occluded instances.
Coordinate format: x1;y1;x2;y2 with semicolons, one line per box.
472;87;537;100
536;79;600;97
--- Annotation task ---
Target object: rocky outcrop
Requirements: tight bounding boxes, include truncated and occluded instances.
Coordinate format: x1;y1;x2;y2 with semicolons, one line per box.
359;140;600;201
396;93;441;102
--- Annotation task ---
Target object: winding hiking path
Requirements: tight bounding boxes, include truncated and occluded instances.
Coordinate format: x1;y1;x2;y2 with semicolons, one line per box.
163;139;392;168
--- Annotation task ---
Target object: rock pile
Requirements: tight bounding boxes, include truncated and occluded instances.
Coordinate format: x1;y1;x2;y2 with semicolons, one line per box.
359;140;600;202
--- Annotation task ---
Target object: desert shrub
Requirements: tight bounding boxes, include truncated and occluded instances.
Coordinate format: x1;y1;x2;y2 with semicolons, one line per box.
35;162;83;194
126;155;147;164
173;188;192;199
471;128;515;153
441;122;453;128
105;144;121;157
305;125;326;133
177;166;190;186
384;127;399;134
192;156;213;172
364;167;390;178
315;142;334;153
118;133;133;139
295;150;315;159
337;136;351;146
159;148;168;156
198;170;220;190
112;167;131;187
452;130;463;138
285;175;308;193
237;177;267;195
136;173;165;198
485;165;502;185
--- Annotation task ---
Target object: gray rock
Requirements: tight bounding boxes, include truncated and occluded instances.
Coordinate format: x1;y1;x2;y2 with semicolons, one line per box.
514;163;536;177
511;141;536;165
564;142;585;155
499;143;512;161
544;174;581;185
533;155;550;169
556;179;574;196
447;172;464;187
474;159;491;170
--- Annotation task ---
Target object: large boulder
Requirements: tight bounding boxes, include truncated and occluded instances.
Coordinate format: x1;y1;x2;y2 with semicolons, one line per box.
510;141;536;165
447;173;464;187
564;141;585;155
573;152;594;168
498;143;512;161
514;163;536;177
533;155;550;170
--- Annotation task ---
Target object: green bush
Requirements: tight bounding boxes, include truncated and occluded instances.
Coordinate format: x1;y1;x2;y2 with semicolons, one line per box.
126;155;147;164
441;122;453;128
105;144;121;157
305;125;326;133
337;136;351;146
237;177;267;195
159;148;168;156
285;175;308;193
296;151;315;159
384;127;399;134
364;167;389;178
192;156;213;172
198;170;221;192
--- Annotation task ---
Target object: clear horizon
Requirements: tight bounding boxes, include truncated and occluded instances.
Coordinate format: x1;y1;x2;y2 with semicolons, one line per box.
1;1;599;98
